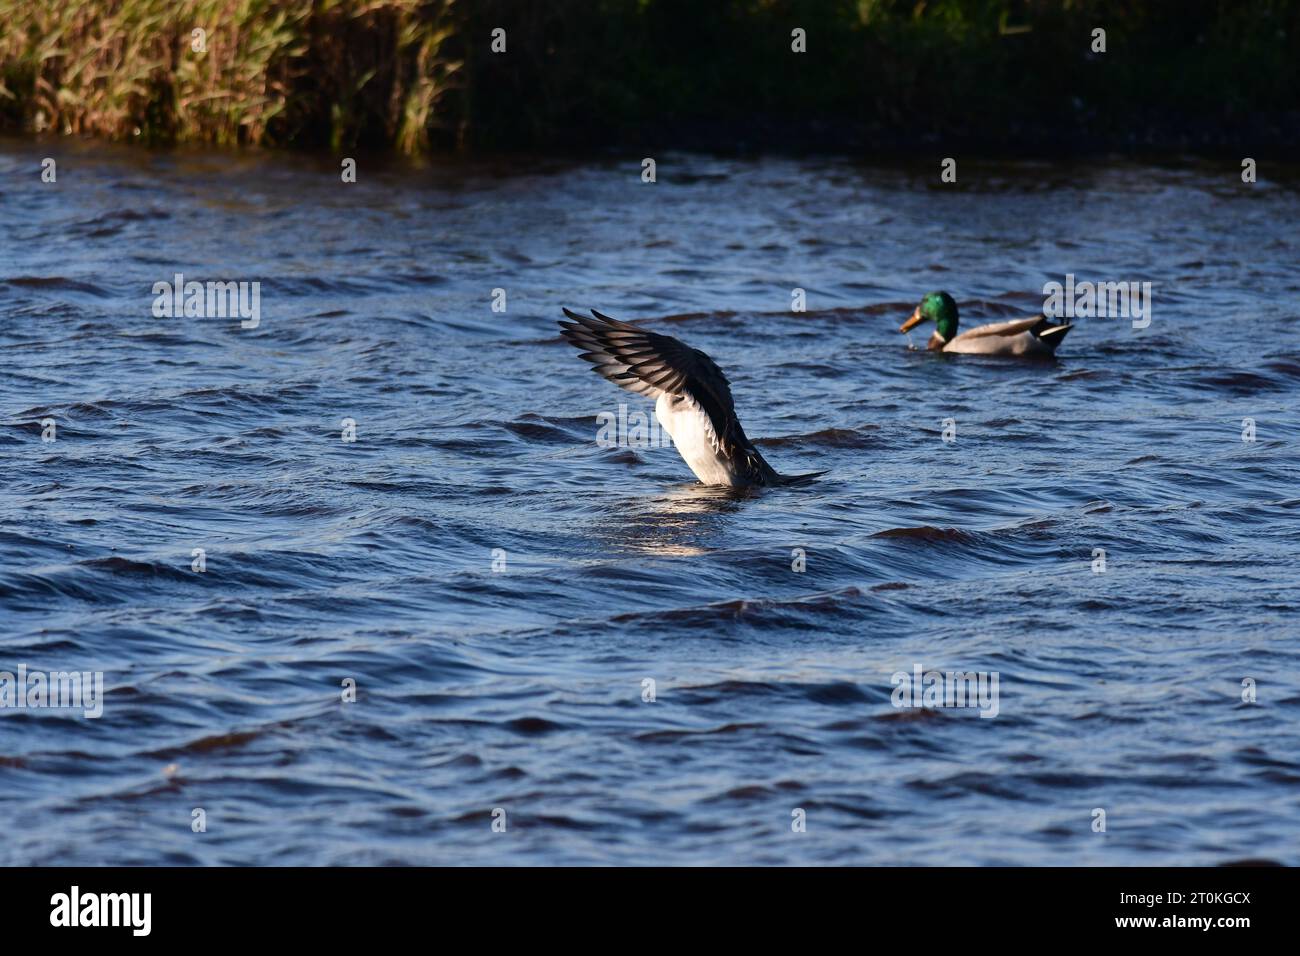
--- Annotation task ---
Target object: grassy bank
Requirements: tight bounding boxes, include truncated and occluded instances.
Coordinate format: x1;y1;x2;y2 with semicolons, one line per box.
2;0;1297;154
0;0;462;151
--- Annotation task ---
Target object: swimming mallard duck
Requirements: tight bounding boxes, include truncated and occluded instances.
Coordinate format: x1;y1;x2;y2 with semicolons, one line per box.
559;308;823;488
899;291;1072;357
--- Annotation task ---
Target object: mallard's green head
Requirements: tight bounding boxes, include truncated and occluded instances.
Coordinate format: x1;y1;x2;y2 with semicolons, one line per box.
899;291;959;341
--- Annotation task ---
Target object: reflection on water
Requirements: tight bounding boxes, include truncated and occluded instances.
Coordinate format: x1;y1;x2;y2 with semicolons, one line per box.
599;483;764;557
1;137;1298;865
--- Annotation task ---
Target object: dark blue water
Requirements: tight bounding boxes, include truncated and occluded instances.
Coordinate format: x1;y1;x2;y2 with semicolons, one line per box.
2;139;1298;865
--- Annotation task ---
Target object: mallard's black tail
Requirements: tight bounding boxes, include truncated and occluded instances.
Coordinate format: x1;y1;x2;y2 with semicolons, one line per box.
1032;317;1073;350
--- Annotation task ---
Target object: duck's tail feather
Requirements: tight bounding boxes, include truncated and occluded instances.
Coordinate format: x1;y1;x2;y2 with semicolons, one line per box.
777;470;828;486
1033;318;1073;338
1031;318;1073;352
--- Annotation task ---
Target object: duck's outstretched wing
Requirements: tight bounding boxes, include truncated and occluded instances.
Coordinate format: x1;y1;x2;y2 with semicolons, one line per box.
558;307;779;483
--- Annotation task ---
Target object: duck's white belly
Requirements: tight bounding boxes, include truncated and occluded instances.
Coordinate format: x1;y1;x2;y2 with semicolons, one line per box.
654;393;738;485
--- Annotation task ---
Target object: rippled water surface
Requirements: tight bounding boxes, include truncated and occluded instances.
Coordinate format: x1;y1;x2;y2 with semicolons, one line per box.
2;139;1298;865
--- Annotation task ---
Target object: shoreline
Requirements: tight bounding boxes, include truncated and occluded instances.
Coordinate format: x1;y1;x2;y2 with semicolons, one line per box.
3;1;1296;158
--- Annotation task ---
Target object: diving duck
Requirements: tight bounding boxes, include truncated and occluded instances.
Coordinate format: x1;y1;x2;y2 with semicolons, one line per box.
559;308;823;488
899;291;1072;356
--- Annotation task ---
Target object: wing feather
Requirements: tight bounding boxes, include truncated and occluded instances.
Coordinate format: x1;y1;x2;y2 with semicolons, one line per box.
959;316;1047;339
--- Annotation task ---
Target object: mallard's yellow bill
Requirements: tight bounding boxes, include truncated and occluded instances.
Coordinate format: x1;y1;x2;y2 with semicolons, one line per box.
899;308;924;333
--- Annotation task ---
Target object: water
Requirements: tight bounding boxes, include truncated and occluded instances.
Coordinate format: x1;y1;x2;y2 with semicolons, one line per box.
2;139;1298;865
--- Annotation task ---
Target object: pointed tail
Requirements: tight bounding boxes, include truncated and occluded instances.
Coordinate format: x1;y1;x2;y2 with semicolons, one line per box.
777;470;828;486
1032;318;1073;352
